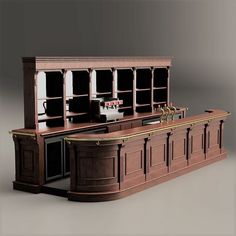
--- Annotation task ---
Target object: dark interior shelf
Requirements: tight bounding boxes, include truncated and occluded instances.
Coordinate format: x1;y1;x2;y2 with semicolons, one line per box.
136;103;151;107
136;106;152;113
96;70;113;93
117;90;132;93
136;68;152;89
154;68;168;88
72;71;90;95
153;87;167;90
136;90;151;105
38;115;63;122
119;106;133;110
66;111;88;117
117;69;133;91
66;94;89;98
154;89;167;103
38;97;63;100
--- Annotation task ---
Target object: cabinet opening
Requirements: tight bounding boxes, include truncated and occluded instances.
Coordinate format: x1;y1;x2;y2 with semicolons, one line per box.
117;69;133;91
136;69;152;89
72;71;89;95
154;89;167;104
136;90;151;105
96;70;113;93
154;68;168;88
46;72;63;97
136;106;152;113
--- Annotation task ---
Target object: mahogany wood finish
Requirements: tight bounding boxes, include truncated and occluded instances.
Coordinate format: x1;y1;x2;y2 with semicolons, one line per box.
66;109;230;201
11;57;230;202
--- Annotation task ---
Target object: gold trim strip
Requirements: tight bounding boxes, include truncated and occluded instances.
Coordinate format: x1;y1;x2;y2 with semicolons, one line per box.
9;131;36;137
65;113;230;143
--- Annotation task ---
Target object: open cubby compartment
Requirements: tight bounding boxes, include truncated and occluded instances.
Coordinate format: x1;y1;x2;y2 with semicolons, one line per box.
154;68;168;88
136;90;151;105
136;106;152;113
67;96;89;114
72;70;90;95
117;69;133;91
66;96;90;123
117;92;133;116
153;89;167;104
46;71;63;97
136;68;152;89
96;69;113;93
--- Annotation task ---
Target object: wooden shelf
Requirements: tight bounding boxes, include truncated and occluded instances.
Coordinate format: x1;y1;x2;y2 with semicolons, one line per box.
38;114;63;122
119;106;133;110
136;103;151;107
153;101;167;105
93;92;112;95
38;97;63;100
116;90;133;93
136;88;151;91
66;94;89;98
66;111;88;117
153;87;167;90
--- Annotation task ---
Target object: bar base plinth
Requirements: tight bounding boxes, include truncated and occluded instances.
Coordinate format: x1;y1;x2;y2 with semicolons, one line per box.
68;152;227;202
13;181;41;194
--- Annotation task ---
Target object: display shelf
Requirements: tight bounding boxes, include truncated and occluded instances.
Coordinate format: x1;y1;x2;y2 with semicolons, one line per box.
116;90;133;93
136;68;152;89
153;87;167;90
117;69;133;91
38;115;63;122
72;71;90;95
154;68;168;88
66;94;89;98
66;111;88;117
136;88;151;91
38;97;63;100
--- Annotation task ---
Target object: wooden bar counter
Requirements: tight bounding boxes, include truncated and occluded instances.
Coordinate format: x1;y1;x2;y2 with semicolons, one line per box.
65;109;230;201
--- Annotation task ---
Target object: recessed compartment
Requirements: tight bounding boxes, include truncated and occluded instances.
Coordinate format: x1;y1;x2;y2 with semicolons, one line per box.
95;70;113;96
154;88;167;104
136;68;152;89
117;69;133;91
154;68;168;88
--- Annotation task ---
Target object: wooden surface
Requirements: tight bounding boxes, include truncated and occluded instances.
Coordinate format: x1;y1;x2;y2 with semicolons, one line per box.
66;109;230;201
66;109;229;141
12;108;186;136
23;56;172;70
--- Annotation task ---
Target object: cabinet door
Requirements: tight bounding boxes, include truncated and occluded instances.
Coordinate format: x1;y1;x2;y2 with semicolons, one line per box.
146;133;168;180
45;137;63;181
169;128;188;172
206;121;221;159
188;124;205;165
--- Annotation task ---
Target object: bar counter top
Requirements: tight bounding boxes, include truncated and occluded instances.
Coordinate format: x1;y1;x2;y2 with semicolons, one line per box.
66;109;230;142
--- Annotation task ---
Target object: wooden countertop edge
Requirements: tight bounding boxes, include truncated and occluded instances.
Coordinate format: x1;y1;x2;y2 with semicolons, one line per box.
65;110;230;142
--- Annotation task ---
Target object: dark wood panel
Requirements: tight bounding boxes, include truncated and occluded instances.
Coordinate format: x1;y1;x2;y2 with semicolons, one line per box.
146;134;168;180
168;128;188;172
206;121;221;159
188;124;205;165
120;139;145;189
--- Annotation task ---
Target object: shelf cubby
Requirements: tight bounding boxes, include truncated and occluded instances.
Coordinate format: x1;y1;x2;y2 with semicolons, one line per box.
117;92;133;116
154;68;168;88
96;70;113;93
136;90;151;105
136;68;152;89
36;72;64;127
72;71;90;95
153;89;167;104
117;69;133;91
